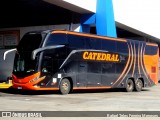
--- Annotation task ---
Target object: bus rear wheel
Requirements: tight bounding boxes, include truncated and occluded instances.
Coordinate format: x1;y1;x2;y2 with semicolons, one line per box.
135;79;143;92
126;79;134;92
59;78;71;95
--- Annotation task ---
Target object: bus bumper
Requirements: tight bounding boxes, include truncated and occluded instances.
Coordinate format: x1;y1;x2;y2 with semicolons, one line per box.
12;82;59;91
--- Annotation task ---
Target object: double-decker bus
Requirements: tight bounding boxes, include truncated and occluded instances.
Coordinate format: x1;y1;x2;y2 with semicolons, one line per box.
4;30;159;94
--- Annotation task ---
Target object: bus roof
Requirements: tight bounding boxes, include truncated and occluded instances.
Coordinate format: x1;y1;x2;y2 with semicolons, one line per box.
43;30;157;47
51;30;127;43
51;30;158;46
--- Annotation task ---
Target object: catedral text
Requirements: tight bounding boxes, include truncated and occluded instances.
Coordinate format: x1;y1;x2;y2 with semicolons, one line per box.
83;51;119;62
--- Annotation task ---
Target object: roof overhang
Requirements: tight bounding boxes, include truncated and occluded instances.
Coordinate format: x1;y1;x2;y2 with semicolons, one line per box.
116;22;160;43
43;0;96;14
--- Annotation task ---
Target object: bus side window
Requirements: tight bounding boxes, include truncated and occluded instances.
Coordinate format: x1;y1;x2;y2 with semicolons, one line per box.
41;55;53;74
88;62;101;73
102;63;116;74
101;40;116;52
68;35;85;49
116;42;128;53
86;38;101;49
44;34;67;46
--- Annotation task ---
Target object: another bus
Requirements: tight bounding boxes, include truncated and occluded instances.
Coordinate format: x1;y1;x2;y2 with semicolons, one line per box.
0;49;14;88
4;30;159;94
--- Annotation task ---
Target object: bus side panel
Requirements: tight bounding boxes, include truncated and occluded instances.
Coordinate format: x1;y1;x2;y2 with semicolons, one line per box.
143;45;159;85
111;41;131;88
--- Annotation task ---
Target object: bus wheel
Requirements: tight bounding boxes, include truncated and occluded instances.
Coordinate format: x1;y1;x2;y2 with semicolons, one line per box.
135;79;143;92
59;78;71;95
126;79;134;92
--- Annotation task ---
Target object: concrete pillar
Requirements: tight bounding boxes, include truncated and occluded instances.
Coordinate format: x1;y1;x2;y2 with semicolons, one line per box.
96;0;117;37
80;0;117;37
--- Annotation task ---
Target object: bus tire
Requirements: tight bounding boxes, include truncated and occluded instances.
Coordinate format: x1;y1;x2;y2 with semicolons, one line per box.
59;78;71;95
126;79;134;92
135;79;143;92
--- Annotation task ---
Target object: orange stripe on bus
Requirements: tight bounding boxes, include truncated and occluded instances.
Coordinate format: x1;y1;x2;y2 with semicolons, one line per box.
52;30;127;42
73;86;112;90
117;42;134;86
132;43;136;77
113;42;131;86
140;44;151;86
146;43;158;46
30;87;59;91
138;43;141;76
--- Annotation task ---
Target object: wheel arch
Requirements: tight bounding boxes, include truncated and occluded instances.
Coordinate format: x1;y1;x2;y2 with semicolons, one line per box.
126;77;135;85
59;77;73;91
125;77;135;92
126;77;144;87
136;77;144;87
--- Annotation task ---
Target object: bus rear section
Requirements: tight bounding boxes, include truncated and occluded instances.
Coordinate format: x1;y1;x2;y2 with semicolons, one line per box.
112;41;159;92
143;43;159;85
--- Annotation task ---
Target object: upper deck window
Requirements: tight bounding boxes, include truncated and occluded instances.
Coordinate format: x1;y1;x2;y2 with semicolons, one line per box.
17;33;45;52
44;33;67;46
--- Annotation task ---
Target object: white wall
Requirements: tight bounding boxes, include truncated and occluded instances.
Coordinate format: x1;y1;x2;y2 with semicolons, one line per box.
113;0;160;39
0;24;80;39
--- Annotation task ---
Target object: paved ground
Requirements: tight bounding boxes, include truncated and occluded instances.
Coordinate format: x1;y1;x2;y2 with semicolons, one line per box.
0;83;160;120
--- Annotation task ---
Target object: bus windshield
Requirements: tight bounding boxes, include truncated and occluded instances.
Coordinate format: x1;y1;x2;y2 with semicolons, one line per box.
13;52;38;77
13;32;46;77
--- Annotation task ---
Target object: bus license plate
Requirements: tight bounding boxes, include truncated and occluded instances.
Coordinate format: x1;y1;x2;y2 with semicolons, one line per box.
18;87;22;89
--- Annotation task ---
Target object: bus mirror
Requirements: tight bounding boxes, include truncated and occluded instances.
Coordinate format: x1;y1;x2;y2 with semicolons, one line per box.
31;45;65;60
3;48;17;60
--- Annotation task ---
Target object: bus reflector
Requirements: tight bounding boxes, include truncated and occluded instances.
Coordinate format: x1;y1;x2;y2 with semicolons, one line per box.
151;66;156;73
53;78;57;83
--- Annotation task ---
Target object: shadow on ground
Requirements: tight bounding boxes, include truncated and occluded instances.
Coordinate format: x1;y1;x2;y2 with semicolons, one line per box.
0;86;150;96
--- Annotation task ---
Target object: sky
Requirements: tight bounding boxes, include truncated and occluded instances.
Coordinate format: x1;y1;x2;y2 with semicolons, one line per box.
113;0;160;39
64;0;160;39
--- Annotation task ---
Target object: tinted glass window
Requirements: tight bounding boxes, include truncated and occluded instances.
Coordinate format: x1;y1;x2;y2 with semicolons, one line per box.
68;35;86;49
145;45;158;55
17;33;44;51
117;42;128;53
101;40;116;52
41;48;67;74
14;32;45;77
88;62;101;73
44;34;67;46
13;52;38;77
86;38;101;49
102;63;116;74
116;63;126;73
